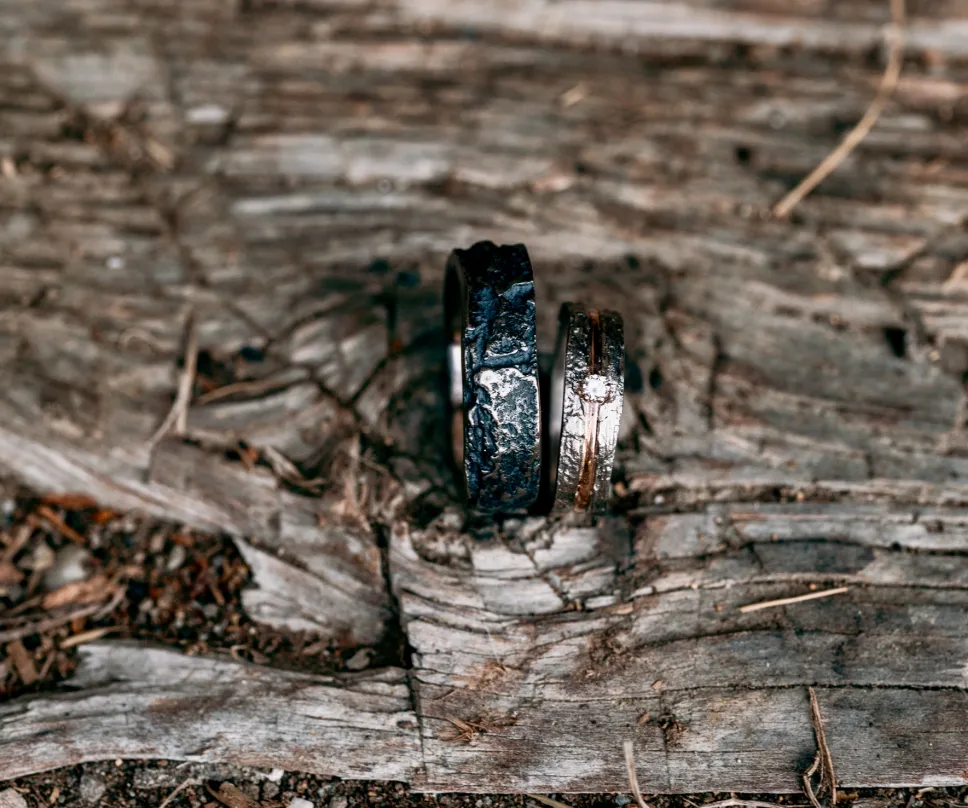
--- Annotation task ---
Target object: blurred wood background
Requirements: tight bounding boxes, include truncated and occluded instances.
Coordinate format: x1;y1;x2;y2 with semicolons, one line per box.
1;0;968;795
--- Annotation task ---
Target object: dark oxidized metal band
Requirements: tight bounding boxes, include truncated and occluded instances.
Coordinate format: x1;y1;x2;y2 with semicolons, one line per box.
549;303;624;513
445;241;541;513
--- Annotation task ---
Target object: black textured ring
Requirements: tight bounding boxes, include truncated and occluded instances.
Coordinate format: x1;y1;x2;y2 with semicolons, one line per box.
445;241;541;513
549;303;625;513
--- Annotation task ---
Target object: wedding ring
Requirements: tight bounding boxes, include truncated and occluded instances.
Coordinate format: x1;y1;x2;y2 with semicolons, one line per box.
549;303;624;513
444;241;541;512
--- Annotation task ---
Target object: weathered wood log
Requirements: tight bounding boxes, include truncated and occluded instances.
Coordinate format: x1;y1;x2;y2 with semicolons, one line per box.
390;506;968;792
1;0;968;794
0;642;421;781
4;504;967;791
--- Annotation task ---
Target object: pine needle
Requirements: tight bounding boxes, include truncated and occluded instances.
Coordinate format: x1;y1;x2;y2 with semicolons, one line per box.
773;0;906;218
623;739;653;808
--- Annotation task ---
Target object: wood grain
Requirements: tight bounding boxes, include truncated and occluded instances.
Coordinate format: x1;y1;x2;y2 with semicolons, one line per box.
0;642;421;781
391;507;968;792
1;0;968;793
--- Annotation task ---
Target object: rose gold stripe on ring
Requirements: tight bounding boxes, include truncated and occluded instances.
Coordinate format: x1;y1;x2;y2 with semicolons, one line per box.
574;309;602;511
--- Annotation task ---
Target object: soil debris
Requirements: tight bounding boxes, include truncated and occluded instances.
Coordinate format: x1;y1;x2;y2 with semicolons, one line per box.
0;495;358;700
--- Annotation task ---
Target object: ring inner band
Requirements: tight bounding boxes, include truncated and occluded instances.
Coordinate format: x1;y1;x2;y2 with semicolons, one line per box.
444;264;464;466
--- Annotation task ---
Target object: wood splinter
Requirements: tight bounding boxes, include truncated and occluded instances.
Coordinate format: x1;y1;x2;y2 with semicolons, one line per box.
803;687;838;808
739;586;849;614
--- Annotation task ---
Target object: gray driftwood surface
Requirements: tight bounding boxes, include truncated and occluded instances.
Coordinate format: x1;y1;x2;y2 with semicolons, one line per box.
2;0;968;795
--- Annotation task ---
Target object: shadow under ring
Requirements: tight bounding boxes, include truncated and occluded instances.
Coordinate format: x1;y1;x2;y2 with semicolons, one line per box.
548;303;625;514
444;241;542;513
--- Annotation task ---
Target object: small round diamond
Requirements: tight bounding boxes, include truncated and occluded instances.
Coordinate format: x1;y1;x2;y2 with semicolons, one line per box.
579;374;613;403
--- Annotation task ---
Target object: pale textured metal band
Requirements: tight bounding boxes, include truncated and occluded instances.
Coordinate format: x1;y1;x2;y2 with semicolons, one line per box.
549;303;624;513
444;241;541;513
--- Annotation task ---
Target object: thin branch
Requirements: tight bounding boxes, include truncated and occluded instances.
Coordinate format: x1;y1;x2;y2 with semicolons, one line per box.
30;506;86;544
93;583;128;619
811;687;838;806
739;586;849;614
60;626;117;649
528;795;574;808
802;759;823;808
0;570;124;641
158;777;196;808
802;687;838;808
773;0;906;218
195;376;290;405
699;801;808;808
150;310;198;445
0;602;105;643
623;739;652;808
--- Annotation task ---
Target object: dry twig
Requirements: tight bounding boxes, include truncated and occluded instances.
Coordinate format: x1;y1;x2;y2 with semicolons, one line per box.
93;583;128;619
623;739;653;808
1;524;32;563
195;377;286;405
698;801;806;808
803;687;838;808
439;713;516;743
5;639;37;685
739;586;849;614
60;626;116;649
0;602;106;643
528;795;573;808
158;777;196;808
0;561;22;585
36;648;58;682
30;506;86;544
42;574;111;610
40;493;99;510
773;0;906;218
439;715;485;743
150;310;198;444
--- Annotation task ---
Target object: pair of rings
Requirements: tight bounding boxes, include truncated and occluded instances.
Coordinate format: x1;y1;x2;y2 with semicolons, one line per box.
445;241;625;514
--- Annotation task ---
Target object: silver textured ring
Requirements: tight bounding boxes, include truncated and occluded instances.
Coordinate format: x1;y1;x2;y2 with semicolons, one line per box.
549;303;624;513
445;241;541;513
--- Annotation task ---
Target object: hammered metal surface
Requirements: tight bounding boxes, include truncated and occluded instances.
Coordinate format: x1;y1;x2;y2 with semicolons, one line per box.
445;241;541;513
550;304;624;513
